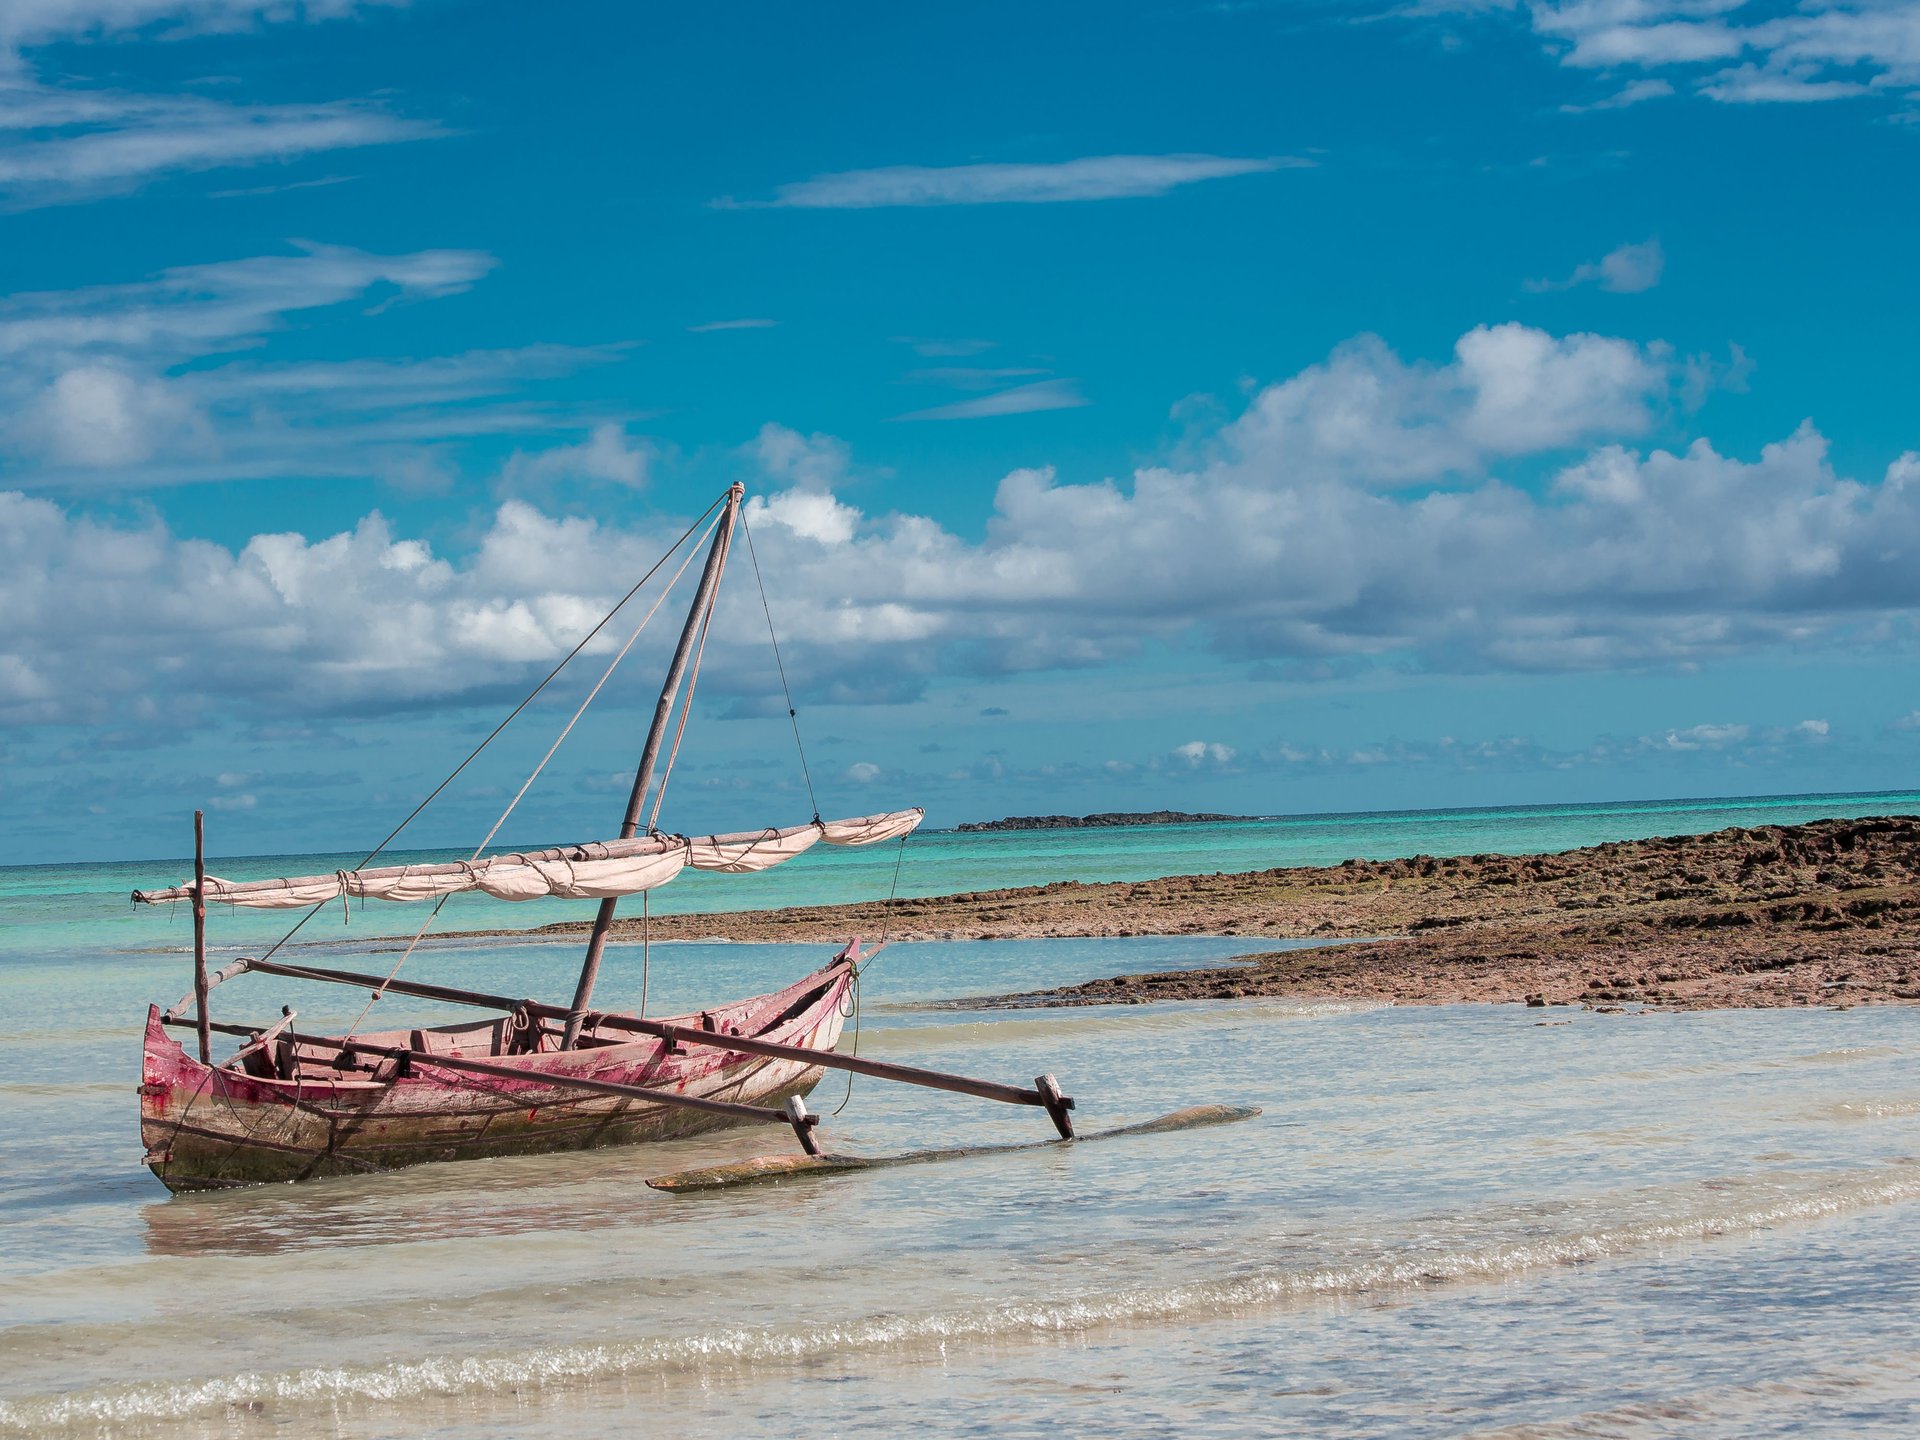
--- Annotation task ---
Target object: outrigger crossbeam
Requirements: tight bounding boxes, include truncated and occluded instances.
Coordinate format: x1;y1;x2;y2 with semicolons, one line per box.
164;950;1078;1140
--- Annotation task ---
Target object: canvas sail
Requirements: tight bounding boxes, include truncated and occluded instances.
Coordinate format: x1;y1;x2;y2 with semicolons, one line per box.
132;809;924;910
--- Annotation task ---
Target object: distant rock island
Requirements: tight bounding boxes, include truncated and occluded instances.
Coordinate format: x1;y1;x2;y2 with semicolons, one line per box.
955;811;1251;832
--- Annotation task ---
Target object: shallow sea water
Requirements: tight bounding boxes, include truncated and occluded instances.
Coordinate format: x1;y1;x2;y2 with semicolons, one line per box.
5;938;1920;1437
3;795;1918;1436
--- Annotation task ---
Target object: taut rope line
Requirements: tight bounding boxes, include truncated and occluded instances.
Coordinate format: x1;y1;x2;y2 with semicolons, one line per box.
252;492;730;967
341;512;724;1037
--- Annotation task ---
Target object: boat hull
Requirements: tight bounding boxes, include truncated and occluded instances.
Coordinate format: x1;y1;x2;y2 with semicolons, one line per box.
139;962;853;1192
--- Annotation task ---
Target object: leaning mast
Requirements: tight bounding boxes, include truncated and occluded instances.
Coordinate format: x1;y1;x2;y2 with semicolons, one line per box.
560;481;743;1046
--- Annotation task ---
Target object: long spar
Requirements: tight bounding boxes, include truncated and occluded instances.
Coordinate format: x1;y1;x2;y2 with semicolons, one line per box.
561;481;743;1048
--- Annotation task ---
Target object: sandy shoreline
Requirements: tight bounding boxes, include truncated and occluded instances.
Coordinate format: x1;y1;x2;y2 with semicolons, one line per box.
434;815;1920;1011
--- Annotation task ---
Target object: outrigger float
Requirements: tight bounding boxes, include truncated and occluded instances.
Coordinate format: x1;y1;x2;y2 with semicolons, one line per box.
133;483;1250;1195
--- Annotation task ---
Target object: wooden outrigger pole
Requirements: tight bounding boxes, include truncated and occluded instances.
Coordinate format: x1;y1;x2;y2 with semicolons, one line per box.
163;952;1077;1135
562;481;741;1048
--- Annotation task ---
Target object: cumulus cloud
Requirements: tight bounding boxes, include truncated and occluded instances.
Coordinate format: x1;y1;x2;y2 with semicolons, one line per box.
19;363;209;465
1220;322;1671;484
747;423;854;493
3;321;1918;731
721;154;1301;209
1526;238;1666;294
500;424;650;492
1170;740;1238;769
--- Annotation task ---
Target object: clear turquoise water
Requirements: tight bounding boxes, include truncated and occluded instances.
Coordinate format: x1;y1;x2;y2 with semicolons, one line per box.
7;787;1916;959
2;789;1917;1436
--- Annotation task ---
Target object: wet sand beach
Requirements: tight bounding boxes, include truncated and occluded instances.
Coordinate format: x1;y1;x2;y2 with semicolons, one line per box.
447;815;1920;1011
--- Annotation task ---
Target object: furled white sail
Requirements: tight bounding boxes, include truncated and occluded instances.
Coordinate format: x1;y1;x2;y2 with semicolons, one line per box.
133;809;924;910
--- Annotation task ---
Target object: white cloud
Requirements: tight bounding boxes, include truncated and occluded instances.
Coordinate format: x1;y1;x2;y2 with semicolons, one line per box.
0;245;645;491
687;318;777;333
1526;238;1665;294
501;424;649;491
3;321;1918;730
0;1;405;48
0;242;494;367
1170;740;1237;768
1221;323;1669;484
0;86;435;203
1560;77;1677;110
747;423;853;492
1660;721;1750;750
0;4;434;205
725;154;1300;209
22;363;207;465
896;379;1090;422
1419;0;1920;106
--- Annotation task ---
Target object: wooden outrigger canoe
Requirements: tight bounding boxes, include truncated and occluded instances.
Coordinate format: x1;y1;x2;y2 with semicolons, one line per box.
132;484;1078;1194
139;959;853;1192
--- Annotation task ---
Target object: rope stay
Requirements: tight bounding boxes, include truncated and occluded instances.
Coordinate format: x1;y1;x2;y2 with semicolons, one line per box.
645;517;730;833
831;830;911;1116
739;507;820;822
341;512;723;1036
252;490;730;968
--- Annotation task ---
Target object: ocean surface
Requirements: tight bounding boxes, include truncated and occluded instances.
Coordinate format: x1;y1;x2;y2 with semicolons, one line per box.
3;789;1918;1437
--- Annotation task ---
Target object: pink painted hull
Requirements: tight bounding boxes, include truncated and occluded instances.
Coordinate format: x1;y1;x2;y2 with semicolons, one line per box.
139;962;853;1192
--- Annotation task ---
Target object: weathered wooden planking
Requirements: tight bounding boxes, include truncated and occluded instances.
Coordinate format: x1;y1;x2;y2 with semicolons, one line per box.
138;964;853;1191
645;1103;1260;1193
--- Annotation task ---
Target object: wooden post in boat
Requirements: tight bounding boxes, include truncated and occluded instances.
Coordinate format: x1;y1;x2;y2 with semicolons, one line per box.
562;482;743;1048
191;809;211;1065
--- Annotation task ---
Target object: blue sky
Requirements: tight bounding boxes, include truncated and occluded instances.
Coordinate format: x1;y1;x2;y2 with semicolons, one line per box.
2;0;1917;862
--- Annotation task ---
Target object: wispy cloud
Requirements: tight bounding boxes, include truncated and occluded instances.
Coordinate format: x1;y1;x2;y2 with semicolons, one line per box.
1526;238;1665;295
1418;0;1920;108
0;4;436;205
720;153;1302;209
0;1;409;50
0;243;646;489
905;366;1051;389
895;378;1090;421
897;337;996;358
687;318;778;333
1559;78;1675;113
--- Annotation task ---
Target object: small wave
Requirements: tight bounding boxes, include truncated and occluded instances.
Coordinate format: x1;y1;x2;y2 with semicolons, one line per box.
1458;1351;1920;1439
7;1162;1918;1434
1813;1096;1920;1124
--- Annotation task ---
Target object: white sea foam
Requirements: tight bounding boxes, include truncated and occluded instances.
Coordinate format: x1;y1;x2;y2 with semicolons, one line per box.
7;1161;1917;1434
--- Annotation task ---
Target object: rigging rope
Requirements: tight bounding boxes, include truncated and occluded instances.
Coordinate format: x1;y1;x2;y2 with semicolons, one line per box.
831;830;911;1116
739;508;820;821
340;514;723;1037
251;492;731;967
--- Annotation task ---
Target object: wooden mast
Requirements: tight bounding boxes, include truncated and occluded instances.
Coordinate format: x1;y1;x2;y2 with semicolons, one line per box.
191;809;211;1065
561;482;742;1048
